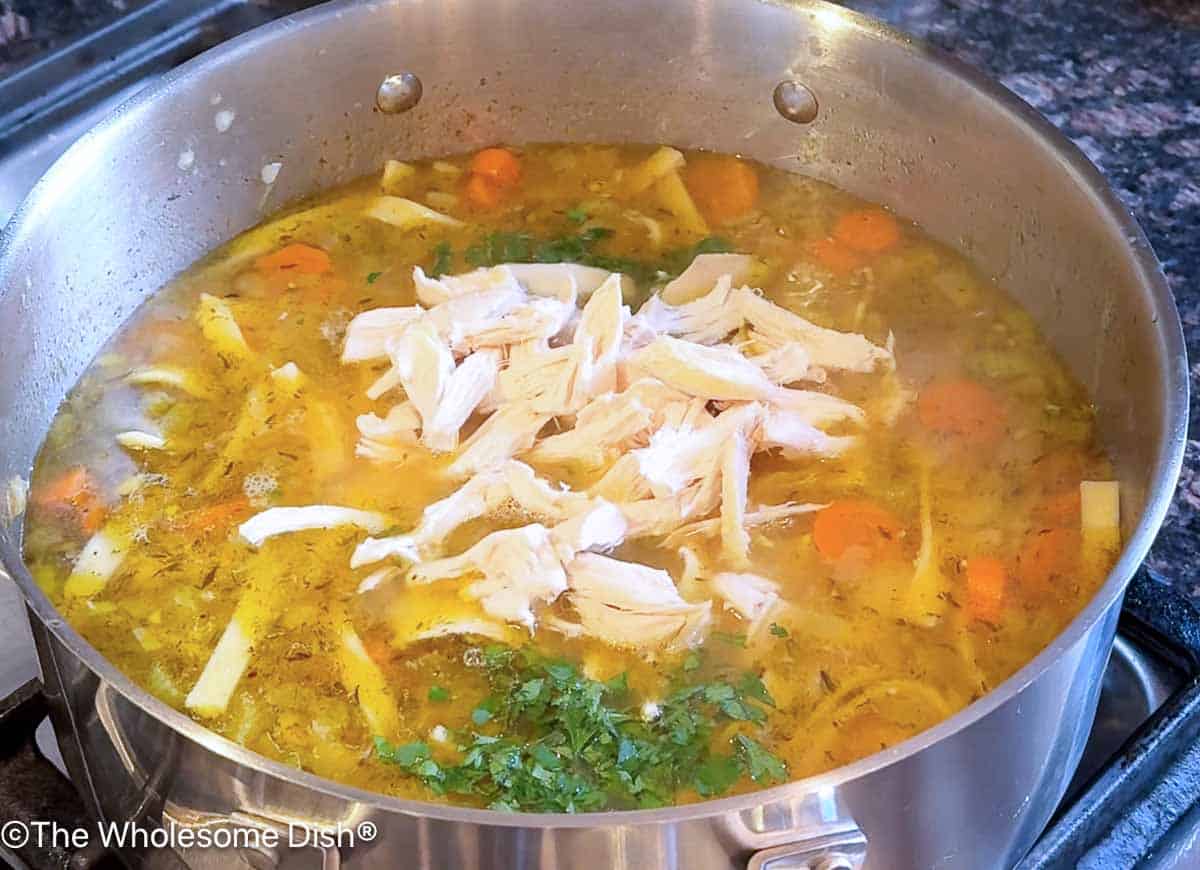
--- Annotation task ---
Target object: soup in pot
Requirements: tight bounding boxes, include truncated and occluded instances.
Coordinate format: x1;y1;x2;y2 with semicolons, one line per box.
22;143;1120;811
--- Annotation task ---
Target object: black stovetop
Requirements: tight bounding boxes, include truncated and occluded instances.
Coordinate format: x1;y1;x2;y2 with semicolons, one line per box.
1;2;1198;869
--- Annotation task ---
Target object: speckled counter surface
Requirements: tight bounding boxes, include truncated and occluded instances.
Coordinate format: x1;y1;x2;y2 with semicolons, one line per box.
840;0;1200;593
6;0;1200;591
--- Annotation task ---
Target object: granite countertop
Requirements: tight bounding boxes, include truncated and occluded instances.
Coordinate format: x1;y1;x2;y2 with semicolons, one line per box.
4;0;1199;592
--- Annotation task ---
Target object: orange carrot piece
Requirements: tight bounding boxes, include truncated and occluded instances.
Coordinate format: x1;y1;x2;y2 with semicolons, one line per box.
808;237;863;275
1017;527;1080;595
34;467;92;508
917;379;1007;445
178;495;252;535
683;155;760;225
813;499;904;561
464;172;505;210
833;207;902;253
34;467;106;534
965;556;1007;623
469;148;522;189
255;243;332;275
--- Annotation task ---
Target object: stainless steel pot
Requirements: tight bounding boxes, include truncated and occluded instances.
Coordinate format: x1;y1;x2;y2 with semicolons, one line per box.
0;1;1188;868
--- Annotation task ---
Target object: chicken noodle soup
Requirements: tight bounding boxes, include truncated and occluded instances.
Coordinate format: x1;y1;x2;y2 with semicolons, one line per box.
23;144;1120;810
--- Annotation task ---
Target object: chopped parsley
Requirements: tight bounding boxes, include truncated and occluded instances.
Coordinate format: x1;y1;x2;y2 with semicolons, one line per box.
447;226;735;287
429;241;453;277
713;630;748;648
366;271;383;284
565;206;588;224
427;685;451;702
769;622;789;638
373;648;787;811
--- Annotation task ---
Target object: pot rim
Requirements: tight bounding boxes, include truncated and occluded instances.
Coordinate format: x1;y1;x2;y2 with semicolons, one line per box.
1;0;1188;830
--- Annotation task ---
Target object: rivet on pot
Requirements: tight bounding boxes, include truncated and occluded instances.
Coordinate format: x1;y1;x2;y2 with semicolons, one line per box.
773;79;819;124
376;72;423;114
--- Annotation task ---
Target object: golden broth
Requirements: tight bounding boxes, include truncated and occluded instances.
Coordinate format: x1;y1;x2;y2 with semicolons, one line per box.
22;143;1117;809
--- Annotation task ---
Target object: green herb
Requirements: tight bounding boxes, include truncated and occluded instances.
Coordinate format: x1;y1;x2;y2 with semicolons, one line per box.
429;241;453;277
565;206;588;224
768;622;789;638
428;685;451;702
462;226;736;287
682;652;702;672
471;704;494;726
366;271;383;284
714;631;748;648
693;754;742;796
735;735;788;785
373;649;786;811
373;737;430;767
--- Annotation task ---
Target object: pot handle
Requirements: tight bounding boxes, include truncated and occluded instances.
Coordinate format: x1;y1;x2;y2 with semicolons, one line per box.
746;826;868;870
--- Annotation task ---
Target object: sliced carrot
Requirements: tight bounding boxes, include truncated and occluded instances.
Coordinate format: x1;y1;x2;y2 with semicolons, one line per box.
813;499;904;561
833;207;902;253
34;467;92;508
683;155;759;225
917;379;1007;445
178;495;252;535
965;556;1007;623
464;172;505;210
469;148;522;188
1017;527;1080;595
808;237;863;275
33;467;106;534
255;243;332;275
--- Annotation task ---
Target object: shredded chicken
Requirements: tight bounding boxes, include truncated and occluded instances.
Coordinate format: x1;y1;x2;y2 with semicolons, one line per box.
635;275;743;345
660;253;756;304
352;461;589;567
341;307;423;363
710;571;781;635
738;288;893;373
548;500;627;561
356;402;421;461
558;553;712;651
412;264;524;307
408;524;567;630
422;349;501;452
629;336;778;401
508;263;631;301
329;260;898;648
758;406;858;457
239;506;390;548
663;502;825;547
448;404;551;477
390;321;455;432
747;342;820;385
524;391;654;468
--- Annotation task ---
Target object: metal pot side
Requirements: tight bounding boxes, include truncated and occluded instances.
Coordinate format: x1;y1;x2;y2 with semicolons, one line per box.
0;1;1187;868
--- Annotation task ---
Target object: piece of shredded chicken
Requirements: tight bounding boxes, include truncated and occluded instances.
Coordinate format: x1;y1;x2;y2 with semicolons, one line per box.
554;553;712;652
325;260;894;640
352;461;590;568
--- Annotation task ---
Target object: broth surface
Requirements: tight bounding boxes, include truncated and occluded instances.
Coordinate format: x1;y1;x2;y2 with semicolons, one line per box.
23;143;1118;809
